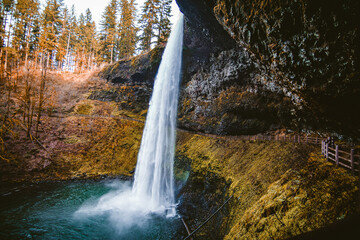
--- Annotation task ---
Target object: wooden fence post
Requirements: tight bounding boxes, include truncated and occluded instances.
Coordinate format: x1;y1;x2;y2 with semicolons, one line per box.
326;142;329;160
298;135;300;143
350;149;354;175
294;135;296;143
316;136;318;144
283;134;286;142
321;141;324;155
335;145;339;166
306;135;308;144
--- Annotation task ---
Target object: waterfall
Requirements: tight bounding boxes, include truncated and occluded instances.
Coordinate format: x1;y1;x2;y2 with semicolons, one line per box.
75;15;184;230
132;14;184;217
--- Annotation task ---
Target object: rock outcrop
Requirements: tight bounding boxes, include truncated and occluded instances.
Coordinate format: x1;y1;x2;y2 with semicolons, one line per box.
177;0;360;138
99;0;359;138
99;45;165;86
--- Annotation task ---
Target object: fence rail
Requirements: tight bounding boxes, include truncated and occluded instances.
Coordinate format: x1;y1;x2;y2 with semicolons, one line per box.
321;137;359;176
186;131;328;145
185;130;359;176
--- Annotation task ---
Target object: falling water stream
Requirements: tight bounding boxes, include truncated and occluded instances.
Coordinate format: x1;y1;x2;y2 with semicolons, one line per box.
132;13;184;217
0;14;185;239
74;12;184;228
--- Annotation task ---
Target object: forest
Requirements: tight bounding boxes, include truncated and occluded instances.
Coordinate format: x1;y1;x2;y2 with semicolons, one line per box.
0;0;172;160
0;0;172;70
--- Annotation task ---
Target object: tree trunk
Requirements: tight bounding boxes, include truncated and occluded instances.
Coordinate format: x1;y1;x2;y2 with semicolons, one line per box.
24;23;32;69
35;53;49;137
3;13;13;78
65;32;71;71
110;44;114;64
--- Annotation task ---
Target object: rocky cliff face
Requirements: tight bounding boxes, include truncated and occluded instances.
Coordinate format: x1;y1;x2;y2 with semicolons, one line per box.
99;45;165;86
99;4;295;135
99;0;359;138
177;0;360;137
175;0;298;135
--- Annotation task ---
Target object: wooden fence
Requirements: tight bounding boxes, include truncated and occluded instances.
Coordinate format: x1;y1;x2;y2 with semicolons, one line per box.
188;130;327;146
237;134;325;145
187;130;359;176
321;137;360;176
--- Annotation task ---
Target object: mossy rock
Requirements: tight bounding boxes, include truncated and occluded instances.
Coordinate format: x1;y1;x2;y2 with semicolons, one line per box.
73;100;95;115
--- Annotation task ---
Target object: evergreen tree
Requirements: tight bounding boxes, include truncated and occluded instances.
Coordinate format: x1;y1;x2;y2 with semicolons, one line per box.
138;0;172;52
84;9;97;69
12;0;40;66
0;0;15;76
56;5;70;69
118;0;137;58
138;0;159;52
99;0;118;63
156;0;171;44
29;10;41;66
39;0;63;67
75;12;86;70
0;0;15;49
64;5;77;70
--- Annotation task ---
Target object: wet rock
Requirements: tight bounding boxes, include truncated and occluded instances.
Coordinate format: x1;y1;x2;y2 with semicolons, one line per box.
99;45;165;86
177;0;360;138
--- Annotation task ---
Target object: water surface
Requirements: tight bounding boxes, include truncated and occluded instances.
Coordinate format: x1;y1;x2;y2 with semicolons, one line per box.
0;180;182;240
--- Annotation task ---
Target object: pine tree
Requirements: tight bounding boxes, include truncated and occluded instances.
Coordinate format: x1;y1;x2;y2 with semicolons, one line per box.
39;0;63;68
75;12;86;71
118;0;137;59
56;5;70;70
84;8;97;69
99;0;118;64
138;0;172;52
156;0;172;44
64;5;77;71
12;0;40;67
138;0;159;52
1;0;15;77
0;0;15;49
29;10;40;67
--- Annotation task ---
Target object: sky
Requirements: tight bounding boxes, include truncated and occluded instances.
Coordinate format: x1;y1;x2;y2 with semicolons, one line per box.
40;0;181;30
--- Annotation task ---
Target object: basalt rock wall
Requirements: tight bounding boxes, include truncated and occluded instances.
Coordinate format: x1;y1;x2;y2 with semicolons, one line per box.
99;0;359;138
177;0;360;138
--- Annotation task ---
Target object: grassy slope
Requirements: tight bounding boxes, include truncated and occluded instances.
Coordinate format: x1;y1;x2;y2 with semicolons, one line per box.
176;132;359;239
0;71;144;182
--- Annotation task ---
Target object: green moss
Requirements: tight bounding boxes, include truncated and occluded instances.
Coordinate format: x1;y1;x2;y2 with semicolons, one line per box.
63;135;82;144
225;153;359;239
57;118;143;178
74;100;95;115
150;45;165;67
176;132;359;239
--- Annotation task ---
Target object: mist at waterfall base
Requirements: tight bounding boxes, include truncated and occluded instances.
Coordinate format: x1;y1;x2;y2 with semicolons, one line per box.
75;13;184;236
0;180;183;239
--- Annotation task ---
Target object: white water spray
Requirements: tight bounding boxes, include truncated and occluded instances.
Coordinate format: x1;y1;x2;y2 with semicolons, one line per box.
132;13;184;217
75;14;184;224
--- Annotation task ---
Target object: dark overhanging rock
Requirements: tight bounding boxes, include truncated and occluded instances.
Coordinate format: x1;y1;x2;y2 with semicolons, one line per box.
176;0;360;139
176;0;236;51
